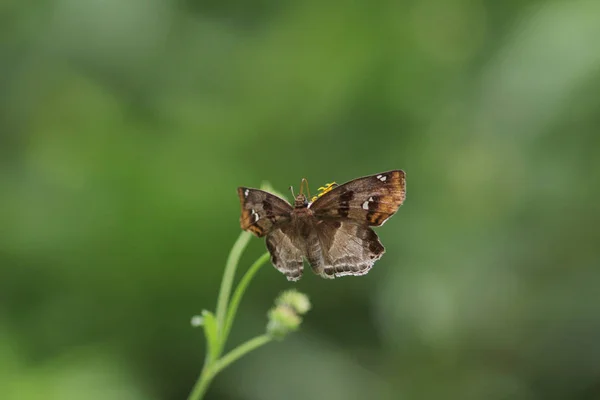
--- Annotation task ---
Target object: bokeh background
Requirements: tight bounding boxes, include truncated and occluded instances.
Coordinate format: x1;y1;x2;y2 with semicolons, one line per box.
2;0;600;399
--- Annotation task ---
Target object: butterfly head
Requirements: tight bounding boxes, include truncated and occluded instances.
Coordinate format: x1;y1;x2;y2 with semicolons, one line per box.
293;193;309;208
289;178;311;208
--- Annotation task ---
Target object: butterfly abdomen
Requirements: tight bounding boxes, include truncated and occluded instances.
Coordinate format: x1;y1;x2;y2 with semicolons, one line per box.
303;232;326;277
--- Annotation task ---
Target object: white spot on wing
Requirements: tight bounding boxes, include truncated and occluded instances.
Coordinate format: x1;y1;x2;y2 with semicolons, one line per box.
377;175;387;182
244;189;249;197
362;201;369;210
251;209;259;222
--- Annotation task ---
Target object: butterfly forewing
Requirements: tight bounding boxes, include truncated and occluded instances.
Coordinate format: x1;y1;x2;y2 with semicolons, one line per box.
237;188;293;237
310;170;406;226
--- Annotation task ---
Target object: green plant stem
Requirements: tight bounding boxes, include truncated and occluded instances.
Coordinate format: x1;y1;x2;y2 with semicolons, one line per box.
188;335;273;400
215;231;251;339
188;359;213;400
188;237;271;400
213;334;272;375
222;252;270;345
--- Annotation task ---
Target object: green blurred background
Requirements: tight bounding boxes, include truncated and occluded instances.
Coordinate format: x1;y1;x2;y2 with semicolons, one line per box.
2;0;600;399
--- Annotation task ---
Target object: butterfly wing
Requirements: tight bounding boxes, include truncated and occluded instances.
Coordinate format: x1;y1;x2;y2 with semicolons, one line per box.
310;170;406;226
265;225;305;281
310;219;384;278
237;187;293;237
238;187;304;280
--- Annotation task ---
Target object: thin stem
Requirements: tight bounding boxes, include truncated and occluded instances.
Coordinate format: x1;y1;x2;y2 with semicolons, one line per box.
187;335;272;400
215;231;251;340
187;359;214;400
212;334;272;376
188;233;274;400
222;252;270;345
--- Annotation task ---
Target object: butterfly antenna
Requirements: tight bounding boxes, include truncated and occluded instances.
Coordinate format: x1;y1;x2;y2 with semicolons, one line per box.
289;185;295;198
300;178;311;199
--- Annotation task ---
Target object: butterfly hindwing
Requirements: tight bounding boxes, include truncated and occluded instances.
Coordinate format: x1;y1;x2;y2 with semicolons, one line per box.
310;170;406;226
265;226;304;281
237;188;293;237
311;219;385;278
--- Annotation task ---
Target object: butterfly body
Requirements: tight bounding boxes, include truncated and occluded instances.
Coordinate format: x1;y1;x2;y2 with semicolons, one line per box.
238;170;406;281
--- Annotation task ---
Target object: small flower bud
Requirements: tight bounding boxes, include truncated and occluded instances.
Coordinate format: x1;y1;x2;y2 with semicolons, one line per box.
276;289;311;315
267;305;301;339
266;290;311;339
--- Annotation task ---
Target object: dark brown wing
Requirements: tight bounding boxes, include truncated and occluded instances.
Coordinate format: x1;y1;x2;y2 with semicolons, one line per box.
265;226;304;281
310;170;406;226
237;187;293;237
311;219;385;278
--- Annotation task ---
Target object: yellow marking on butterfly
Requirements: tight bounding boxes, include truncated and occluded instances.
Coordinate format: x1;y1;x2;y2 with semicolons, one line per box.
310;182;337;202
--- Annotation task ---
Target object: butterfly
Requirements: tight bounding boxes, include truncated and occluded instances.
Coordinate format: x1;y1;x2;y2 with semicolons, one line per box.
237;170;406;281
